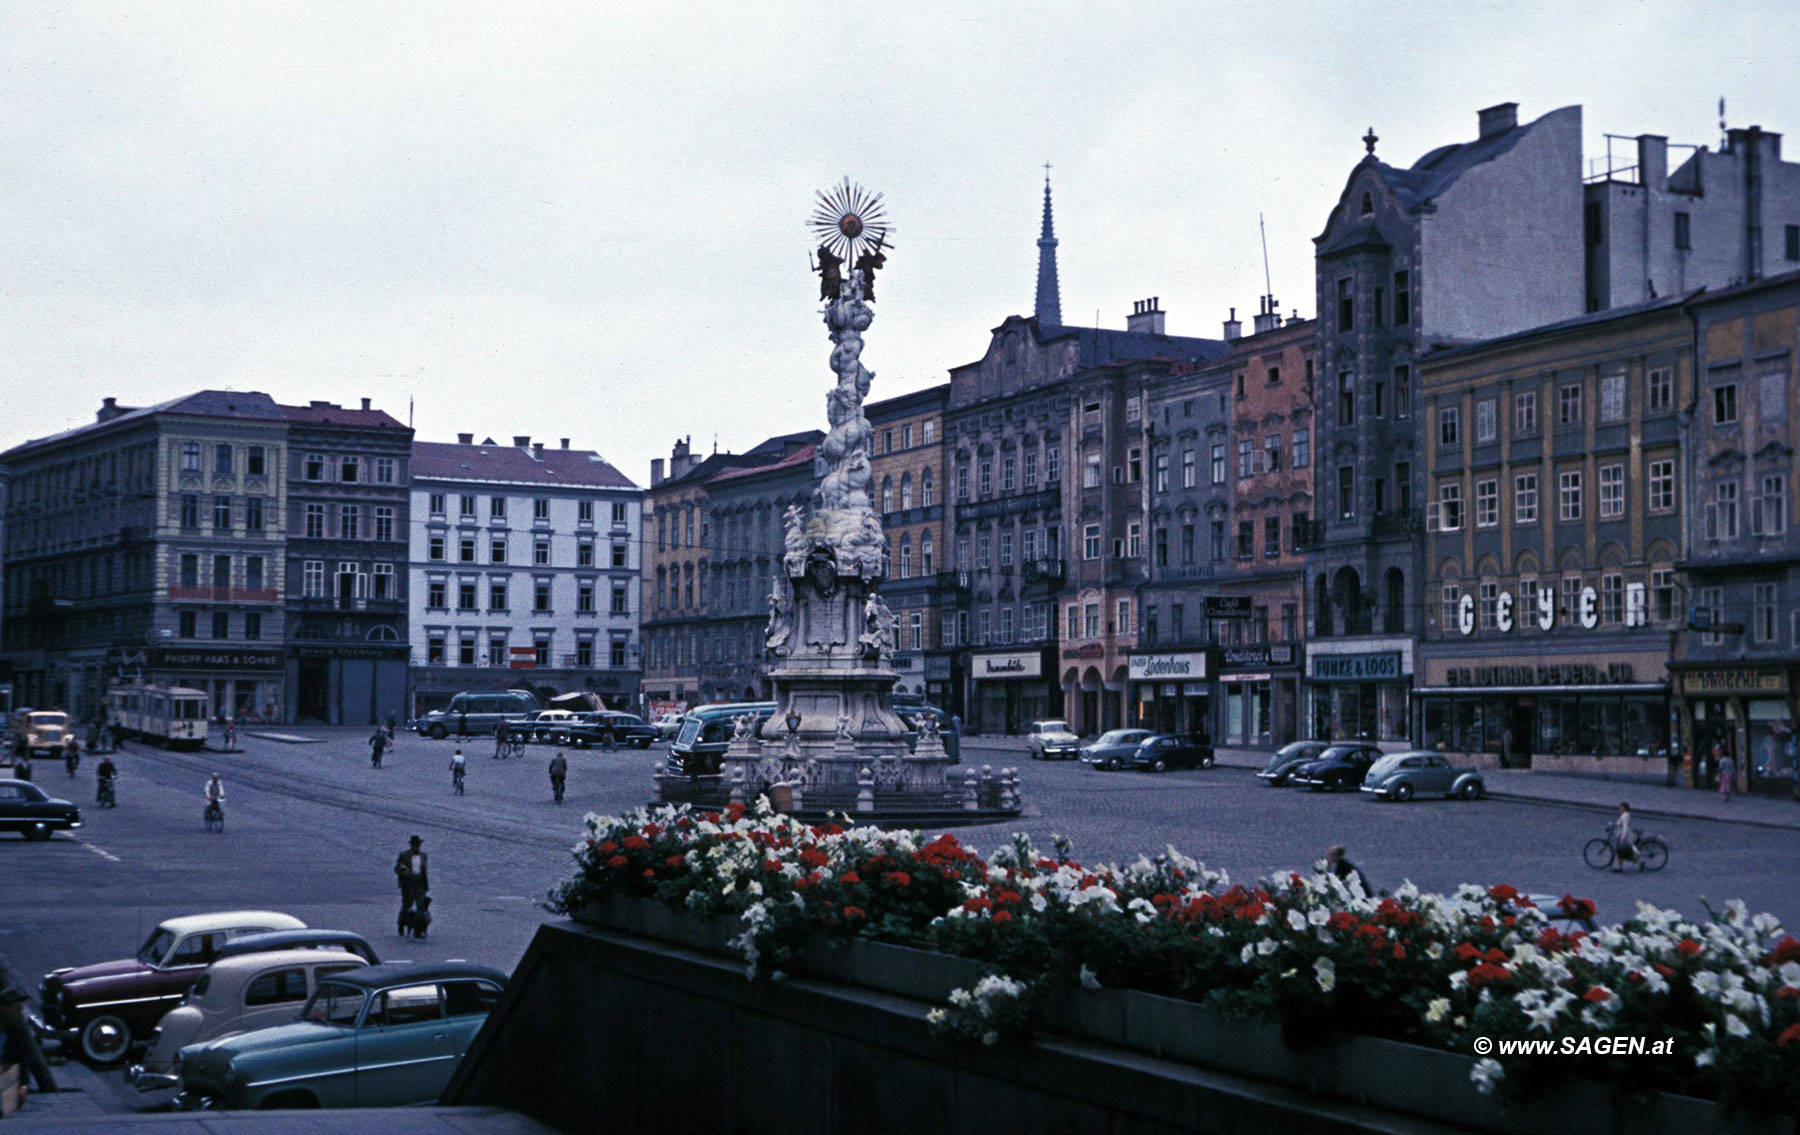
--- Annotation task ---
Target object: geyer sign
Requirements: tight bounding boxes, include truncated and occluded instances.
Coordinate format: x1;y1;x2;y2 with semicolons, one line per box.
1454;583;1646;635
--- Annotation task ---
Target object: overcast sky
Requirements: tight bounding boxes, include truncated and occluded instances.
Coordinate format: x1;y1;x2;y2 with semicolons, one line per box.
3;2;1796;484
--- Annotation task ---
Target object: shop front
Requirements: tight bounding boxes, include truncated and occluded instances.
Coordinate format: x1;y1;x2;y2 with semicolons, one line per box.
889;652;926;701
1303;639;1412;744
1216;643;1299;747
970;646;1055;735
1126;650;1210;737
287;644;409;726
1675;666;1796;793
147;646;287;724
1416;645;1672;774
923;653;956;715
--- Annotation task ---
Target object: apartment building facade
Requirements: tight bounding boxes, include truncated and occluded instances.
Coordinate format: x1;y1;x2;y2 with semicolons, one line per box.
868;386;951;703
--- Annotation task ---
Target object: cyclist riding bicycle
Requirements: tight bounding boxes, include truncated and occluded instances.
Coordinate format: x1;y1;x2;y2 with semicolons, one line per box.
203;773;225;824
63;735;81;777
449;748;467;794
95;756;117;806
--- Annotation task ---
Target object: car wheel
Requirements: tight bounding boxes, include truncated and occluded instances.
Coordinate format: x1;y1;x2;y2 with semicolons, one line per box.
635;738;651;749
1459;780;1483;800
1152;758;1167;773
1030;750;1041;760
1199;755;1214;769
1391;782;1415;803
26;822;52;841
428;724;447;740
79;1014;132;1064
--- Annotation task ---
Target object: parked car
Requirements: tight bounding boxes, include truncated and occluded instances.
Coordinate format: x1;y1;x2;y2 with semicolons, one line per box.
1525;894;1601;934
525;709;582;741
1124;733;1216;772
1026;720;1081;760
895;702;961;762
1255;741;1332;786
39;911;307;1064
668;702;777;776
126;948;371;1092
215;929;381;965
564;711;659;749
1360;751;1486;802
1289;743;1383;792
174;962;509;1110
412;690;540;739
652;713;686;740
11;709;70;758
1081;729;1154;771
0;778;83;840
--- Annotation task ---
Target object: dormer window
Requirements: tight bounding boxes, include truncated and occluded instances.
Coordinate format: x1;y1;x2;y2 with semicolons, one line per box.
1360;191;1374;216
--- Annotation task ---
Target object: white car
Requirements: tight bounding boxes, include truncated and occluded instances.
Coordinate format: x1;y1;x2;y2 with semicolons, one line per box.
527;709;582;741
1026;720;1081;760
653;713;685;740
126;948;370;1092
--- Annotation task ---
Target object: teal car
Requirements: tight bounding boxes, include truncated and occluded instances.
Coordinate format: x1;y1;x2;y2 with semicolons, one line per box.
174;962;506;1110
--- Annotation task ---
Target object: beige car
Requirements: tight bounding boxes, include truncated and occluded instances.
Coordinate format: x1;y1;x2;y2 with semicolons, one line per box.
10;710;69;759
126;948;369;1092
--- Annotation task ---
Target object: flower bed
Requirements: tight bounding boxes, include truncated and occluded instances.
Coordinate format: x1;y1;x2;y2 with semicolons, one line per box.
547;799;1800;1120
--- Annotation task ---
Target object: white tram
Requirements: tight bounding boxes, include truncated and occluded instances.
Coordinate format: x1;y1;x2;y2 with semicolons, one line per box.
108;685;210;749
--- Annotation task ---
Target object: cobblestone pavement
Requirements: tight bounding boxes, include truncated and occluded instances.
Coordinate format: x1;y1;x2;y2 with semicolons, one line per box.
4;726;1796;1114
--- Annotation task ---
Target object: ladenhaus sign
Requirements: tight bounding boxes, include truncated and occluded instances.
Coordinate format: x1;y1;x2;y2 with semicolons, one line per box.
1128;652;1208;682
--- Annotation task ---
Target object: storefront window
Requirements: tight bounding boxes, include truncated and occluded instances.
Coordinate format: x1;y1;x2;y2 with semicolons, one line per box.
1747;699;1796;785
1621;697;1665;757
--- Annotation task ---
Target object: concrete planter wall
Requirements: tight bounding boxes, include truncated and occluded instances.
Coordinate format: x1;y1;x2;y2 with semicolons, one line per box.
451;897;1790;1135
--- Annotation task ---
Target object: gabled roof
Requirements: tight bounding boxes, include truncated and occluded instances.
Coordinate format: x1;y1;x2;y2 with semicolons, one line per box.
412;440;638;490
1418;289;1699;366
708;443;816;484
279;403;407;430
952;315;1230;376
1;390;285;461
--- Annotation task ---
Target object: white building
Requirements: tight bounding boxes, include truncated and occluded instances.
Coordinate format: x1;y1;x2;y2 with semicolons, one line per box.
408;433;643;715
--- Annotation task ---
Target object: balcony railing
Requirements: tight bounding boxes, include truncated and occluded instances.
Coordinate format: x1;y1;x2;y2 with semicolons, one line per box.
1371;509;1423;539
1022;558;1065;584
936;571;972;592
169;585;281;603
291;595;403;612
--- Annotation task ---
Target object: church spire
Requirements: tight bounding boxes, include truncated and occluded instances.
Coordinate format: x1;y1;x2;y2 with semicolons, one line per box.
1034;165;1062;327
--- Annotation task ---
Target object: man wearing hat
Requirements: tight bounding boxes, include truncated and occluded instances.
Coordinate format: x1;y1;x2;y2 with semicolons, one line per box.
0;988;58;1096
394;836;429;936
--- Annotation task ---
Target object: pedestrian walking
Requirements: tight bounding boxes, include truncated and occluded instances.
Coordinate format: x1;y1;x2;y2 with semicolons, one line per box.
15;754;30;782
601;720;616;752
394;835;430;936
1324;845;1371;894
370;727;388;769
493;721;507;759
1716;744;1736;802
223;715;238;751
549;751;568;803
0;988;58;1096
1610;802;1636;871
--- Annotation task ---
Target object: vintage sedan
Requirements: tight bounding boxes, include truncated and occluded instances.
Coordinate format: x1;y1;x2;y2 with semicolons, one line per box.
1124;733;1216;773
175;962;508;1110
0;778;83;840
39;911;306;1064
1360;751;1486;802
1255;741;1331;786
1025;720;1081;760
1080;729;1154;771
215;929;381;965
563;711;659;749
1289;743;1383;792
127;948;371;1092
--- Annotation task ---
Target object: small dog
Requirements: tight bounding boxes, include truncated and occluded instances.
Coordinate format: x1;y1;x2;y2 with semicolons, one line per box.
401;893;432;940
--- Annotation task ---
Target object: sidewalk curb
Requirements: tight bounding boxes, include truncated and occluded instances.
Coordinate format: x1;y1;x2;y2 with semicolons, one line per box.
1485;790;1800;833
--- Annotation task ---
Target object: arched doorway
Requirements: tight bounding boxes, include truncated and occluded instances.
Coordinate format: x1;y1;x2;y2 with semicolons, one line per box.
1333;566;1363;634
1079;667;1102;736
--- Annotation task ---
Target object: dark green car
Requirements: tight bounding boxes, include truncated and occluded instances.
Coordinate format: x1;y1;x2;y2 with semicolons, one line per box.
1080;729;1154;771
175;962;506;1110
1255;741;1331;786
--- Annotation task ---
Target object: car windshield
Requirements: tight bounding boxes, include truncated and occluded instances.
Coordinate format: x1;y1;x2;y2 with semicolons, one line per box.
1037;722;1069;734
304;981;368;1027
675;718;703;746
137;928;176;966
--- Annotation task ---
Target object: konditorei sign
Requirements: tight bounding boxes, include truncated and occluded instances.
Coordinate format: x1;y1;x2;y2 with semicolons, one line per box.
973;650;1042;680
1128;651;1208;682
1310;652;1404;681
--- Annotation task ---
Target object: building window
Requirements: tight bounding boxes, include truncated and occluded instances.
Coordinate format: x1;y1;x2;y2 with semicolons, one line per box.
369;562;392;599
244;497;264;529
1237;439;1254;479
1757;474;1789;536
979;462;993;496
1558;471;1583;522
1753;582;1779;643
1516;390;1538;434
1519;577;1538;624
1125;523;1140;559
1393;270;1410;325
1439;406;1459;447
1001;456;1016;493
1127;447;1143;483
304;503;324;539
1337;371;1355;426
1643;367;1672;413
1647;460;1675;512
1083;524;1101;561
1264;434;1281;472
577;581;595;612
1652;569;1675;622
534;637;551;667
976;610;991;645
1475;479;1499;527
211;554;231;588
977;536;991;570
213;495;232;530
454;580;476;611
575;540;593;567
1599;464;1625;518
1291;428;1310;469
1394;365;1411;419
1600;372;1625;422
178;553;199;587
1602;574;1624;625
534;540;550;566
1338;465;1355;520
1515;473;1539;524
1699;586;1724;645
1476;399;1496;443
1440;585;1459;635
178;442;201;473
339;456;359;483
302;560;326;598
427;531;447;563
999;532;1015;569
1153;527;1167;566
611;501;627;527
533;498;550;521
209;444;232;476
482;536;504;564
1674;211;1691;250
245;556;264;590
342;509;362;546
1210;444;1226;484
902;423;914;449
1478;581;1498;629
1210;520;1225;561
1336;277;1353;331
534;580;551;612
425;578;446;609
245;445;266;476
459;494;476;518
1714;383;1739;425
457;536;475;563
1046;444;1060;482
1711;481;1739;539
371;456;393;484
921;531;934;573
303;453;324;481
1559;384;1581;426
922;469;935;506
955;466;969;501
1263;516;1281;558
1437;483;1463;531
1153;454;1168;493
486;579;507;610
1787;224;1800;261
1083;602;1100;639
1081;454;1100;489
1373;378;1386;418
1236;519;1254;559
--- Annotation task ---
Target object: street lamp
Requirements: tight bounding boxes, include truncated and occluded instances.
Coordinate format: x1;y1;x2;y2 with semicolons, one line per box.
785;707;802;735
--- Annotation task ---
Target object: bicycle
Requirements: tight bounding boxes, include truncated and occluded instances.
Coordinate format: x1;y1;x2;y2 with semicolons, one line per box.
204;799;225;833
1583;830;1666;871
96;777;116;808
452;765;466;795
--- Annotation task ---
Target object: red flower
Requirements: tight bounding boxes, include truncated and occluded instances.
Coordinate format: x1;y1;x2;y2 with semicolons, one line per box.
763;859;784;873
1466;963;1511;987
724;802;746;822
1776;986;1800;1000
623;835;650;850
1654;963;1675;979
1328;911;1360;932
641;823;662;837
883;871;913;888
1453;942;1482;961
1391;944;1406;960
606;854;628;868
1676;938;1703;957
642;869;655;879
843;906;867;920
665;855;685;867
1478;916;1496;934
992;911;1014;924
839;871;861;885
1778;1024;1800;1048
598;840;619;854
1488;883;1520;904
962;896;994;914
994;889;1023;906
1557;894;1597;920
1582;986;1612;1003
1768;937;1800;966
799;848;829;869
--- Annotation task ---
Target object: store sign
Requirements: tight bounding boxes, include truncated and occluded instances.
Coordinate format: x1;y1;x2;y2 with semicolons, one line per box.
1061;643;1105;660
1460;583;1647;635
509;646;538;670
1444;662;1634;687
1219;644;1294;668
1204;596;1253;619
148;647;284;672
1129;651;1208;682
889;653;918;671
1311;652;1402;681
975;651;1042;680
290;645;408;659
924;655;952;681
1681;669;1789;695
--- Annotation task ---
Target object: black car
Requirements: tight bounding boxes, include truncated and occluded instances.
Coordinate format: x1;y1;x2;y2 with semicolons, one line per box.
564;712;659;749
1289;744;1382;791
1125;734;1216;773
1256;741;1331;786
0;778;83;840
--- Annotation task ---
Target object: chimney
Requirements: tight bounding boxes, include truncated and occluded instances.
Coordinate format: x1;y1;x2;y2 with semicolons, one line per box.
651;458;665;486
309;399;334;408
532;442;545;459
1126;297;1166;336
1222;307;1242;341
559;438;570;449
96;396;122;423
360;397;372;411
457;432;474;445
1253;293;1284;335
512;435;531;448
1478;102;1518;139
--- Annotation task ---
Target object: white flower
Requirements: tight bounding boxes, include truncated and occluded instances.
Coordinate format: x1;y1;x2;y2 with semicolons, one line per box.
926;1008;948;1025
1470;1058;1505;1095
1694;1048;1715;1067
1725;1013;1751;1039
1078;965;1102;991
1030;893;1048;913
1256;938;1279;956
1426;942;1445;960
1241;943;1257;964
1287;909;1308;933
1691;971;1723;999
1128;897;1157;924
982;1031;1000;1046
1308;908;1331;927
1314;956;1337;993
949;988;972;1008
1424;998;1451;1024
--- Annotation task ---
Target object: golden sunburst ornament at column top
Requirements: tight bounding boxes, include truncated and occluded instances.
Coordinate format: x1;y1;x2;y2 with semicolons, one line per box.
809;179;892;264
